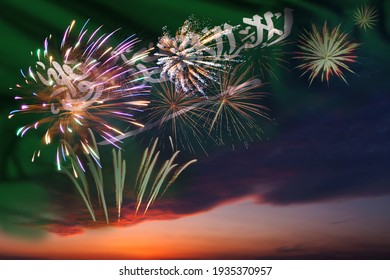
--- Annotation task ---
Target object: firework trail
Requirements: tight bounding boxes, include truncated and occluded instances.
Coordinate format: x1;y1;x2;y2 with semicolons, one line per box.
57;129;110;223
155;19;232;95
143;81;211;154
9;20;151;170
295;23;359;85
60;139;95;222
112;149;126;221
204;64;269;149
135;138;197;215
353;4;378;31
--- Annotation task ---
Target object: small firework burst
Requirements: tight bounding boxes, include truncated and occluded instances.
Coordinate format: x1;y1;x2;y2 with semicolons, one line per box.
9;20;150;167
353;4;378;31
205;64;269;149
257;41;289;81
144;81;210;154
295;23;359;85
155;19;231;95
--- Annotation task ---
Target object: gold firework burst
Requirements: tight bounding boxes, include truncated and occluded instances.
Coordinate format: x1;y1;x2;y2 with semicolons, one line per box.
205;64;269;149
144;82;210;154
353;4;378;31
295;23;359;85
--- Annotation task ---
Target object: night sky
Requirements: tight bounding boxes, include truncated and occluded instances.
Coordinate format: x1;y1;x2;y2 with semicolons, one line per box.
0;0;390;259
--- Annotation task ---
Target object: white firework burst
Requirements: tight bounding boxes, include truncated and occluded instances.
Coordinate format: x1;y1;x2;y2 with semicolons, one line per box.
155;19;231;95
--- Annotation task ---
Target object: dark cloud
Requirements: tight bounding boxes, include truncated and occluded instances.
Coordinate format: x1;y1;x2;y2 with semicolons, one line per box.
267;241;390;260
274;243;307;254
329;217;362;225
0;254;45;260
191;93;390;205
41;93;390;235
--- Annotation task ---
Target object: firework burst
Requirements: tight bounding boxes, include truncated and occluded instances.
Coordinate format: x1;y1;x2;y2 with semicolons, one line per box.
257;41;289;81
353;4;378;31
205;64;269;149
295;23;359;85
155;19;231;95
144;81;211;154
9;20;150;167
